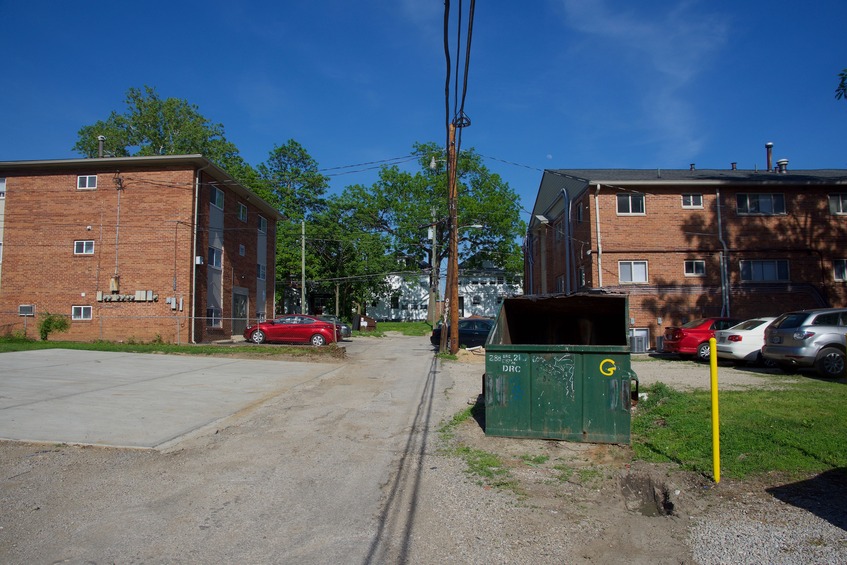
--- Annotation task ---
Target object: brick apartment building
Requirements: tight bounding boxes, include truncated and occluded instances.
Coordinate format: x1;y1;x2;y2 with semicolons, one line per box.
0;155;282;343
525;158;847;351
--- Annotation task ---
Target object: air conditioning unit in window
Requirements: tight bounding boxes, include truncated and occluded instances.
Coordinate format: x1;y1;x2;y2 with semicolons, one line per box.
18;305;35;317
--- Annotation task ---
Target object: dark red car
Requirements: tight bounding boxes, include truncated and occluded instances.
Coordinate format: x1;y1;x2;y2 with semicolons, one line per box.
663;317;741;361
243;314;341;346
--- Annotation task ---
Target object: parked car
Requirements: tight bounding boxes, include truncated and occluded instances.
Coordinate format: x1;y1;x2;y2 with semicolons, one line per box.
319;315;352;339
430;318;495;349
244;314;342;346
761;308;847;378
714;317;776;366
663;317;741;361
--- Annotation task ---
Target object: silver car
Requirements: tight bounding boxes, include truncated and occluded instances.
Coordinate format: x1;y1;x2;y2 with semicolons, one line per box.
762;308;847;378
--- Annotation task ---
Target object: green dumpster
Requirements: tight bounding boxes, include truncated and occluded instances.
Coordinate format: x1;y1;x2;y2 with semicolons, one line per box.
484;294;638;444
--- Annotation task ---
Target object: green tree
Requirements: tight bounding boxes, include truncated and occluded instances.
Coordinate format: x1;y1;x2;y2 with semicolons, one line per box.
836;68;847;100
72;86;256;187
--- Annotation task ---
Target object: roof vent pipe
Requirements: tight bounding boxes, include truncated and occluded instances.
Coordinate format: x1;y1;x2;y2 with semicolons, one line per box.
97;135;106;158
690;163;696;171
766;142;773;172
776;158;789;174
731;162;737;170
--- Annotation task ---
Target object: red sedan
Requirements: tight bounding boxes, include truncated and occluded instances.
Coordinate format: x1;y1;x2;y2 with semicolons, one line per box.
663;317;741;361
243;314;341;346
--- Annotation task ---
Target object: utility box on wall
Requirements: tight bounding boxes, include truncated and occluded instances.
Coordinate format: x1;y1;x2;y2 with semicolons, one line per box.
484;293;638;444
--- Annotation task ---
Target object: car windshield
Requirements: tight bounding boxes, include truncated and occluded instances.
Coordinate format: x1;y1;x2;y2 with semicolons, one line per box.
681;318;707;329
733;319;767;331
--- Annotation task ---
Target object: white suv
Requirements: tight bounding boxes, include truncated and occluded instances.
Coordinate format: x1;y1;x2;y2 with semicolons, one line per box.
762;308;847;378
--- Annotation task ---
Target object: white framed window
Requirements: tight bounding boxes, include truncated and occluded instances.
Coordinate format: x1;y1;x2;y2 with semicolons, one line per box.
834;259;847;282
616;193;645;215
208;247;222;269
258;215;267;234
0;177;6;198
74;240;95;255
239;244;246;257
257;264;266;280
72;306;92;320
77;175;97;190
737;193;785;215
619;261;648;283
210;186;224;209
578;266;586;287
206;307;222;327
684;260;705;277
682;194;703;208
740;259;789;282
828;194;847;215
238;202;248;222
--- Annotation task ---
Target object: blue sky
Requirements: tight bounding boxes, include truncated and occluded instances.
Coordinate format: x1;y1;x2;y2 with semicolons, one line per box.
1;0;845;219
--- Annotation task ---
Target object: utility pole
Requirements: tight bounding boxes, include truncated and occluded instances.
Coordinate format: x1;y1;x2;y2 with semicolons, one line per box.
428;207;438;326
440;122;460;354
301;220;306;314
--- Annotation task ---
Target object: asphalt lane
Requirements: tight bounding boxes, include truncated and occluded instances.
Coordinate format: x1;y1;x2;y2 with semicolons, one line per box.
0;349;342;448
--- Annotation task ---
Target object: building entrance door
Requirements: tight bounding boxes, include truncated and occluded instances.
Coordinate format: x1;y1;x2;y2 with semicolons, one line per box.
232;290;248;336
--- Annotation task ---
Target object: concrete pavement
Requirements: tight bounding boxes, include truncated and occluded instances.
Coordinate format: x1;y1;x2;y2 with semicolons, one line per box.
0;349;343;449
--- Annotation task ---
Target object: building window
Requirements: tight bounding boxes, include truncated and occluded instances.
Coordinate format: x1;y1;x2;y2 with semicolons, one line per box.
72;306;92;320
554;220;563;242
206;307;222;327
257;264;266;280
682;194;703;208
208;247;222;269
74;240;95;255
258;215;267;234
555;275;565;293
617;193;645;215
239;244;246;257
578;266;586;287
619;261;648;283
0;177;5;198
684;260;705;276
390;294;400;309
211;186;224;209
740;259;789;282
77;175;97;190
472;295;482;305
828;194;847;215
575;201;584;223
834;259;847;282
0;241;3;263
736;193;785;215
238;202;248;222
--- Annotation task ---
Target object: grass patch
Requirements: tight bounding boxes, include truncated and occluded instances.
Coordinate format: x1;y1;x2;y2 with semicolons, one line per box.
633;380;847;480
455;446;519;491
520;454;550;466
0;335;344;359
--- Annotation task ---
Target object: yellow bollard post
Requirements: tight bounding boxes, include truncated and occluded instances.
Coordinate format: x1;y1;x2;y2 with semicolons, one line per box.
710;337;720;483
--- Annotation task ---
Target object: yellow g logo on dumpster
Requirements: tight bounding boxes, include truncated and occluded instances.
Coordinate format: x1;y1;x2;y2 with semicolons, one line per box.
599;358;617;376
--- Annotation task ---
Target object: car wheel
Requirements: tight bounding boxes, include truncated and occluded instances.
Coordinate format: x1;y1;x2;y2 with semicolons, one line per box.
696;342;711;362
815;347;845;378
250;330;266;344
311;334;327;347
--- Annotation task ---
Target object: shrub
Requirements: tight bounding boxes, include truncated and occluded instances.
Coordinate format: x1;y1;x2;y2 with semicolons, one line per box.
38;312;70;341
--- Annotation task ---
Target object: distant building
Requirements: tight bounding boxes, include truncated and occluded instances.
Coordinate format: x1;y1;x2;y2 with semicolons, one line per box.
369;263;523;322
0;155;282;343
525;157;847;351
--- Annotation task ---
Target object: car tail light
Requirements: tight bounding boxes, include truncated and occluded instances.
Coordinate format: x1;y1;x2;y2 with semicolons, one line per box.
728;335;742;342
793;331;815;340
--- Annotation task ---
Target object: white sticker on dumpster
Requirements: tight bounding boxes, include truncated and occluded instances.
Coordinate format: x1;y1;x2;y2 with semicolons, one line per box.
489;353;524;373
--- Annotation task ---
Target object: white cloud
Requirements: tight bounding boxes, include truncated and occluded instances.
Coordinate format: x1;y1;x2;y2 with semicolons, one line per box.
560;0;729;162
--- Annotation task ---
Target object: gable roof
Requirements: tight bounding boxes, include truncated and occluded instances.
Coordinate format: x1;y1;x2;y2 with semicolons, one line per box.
0;154;284;221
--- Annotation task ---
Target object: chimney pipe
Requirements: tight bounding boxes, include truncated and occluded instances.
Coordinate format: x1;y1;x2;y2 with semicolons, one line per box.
97;135;106;159
776;158;789;174
731;162;737;170
765;142;773;172
690;163;696;171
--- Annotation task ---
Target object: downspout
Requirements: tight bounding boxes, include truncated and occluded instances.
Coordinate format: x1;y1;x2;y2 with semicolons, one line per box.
594;184;604;288
715;187;730;317
560;189;573;294
190;170;202;344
